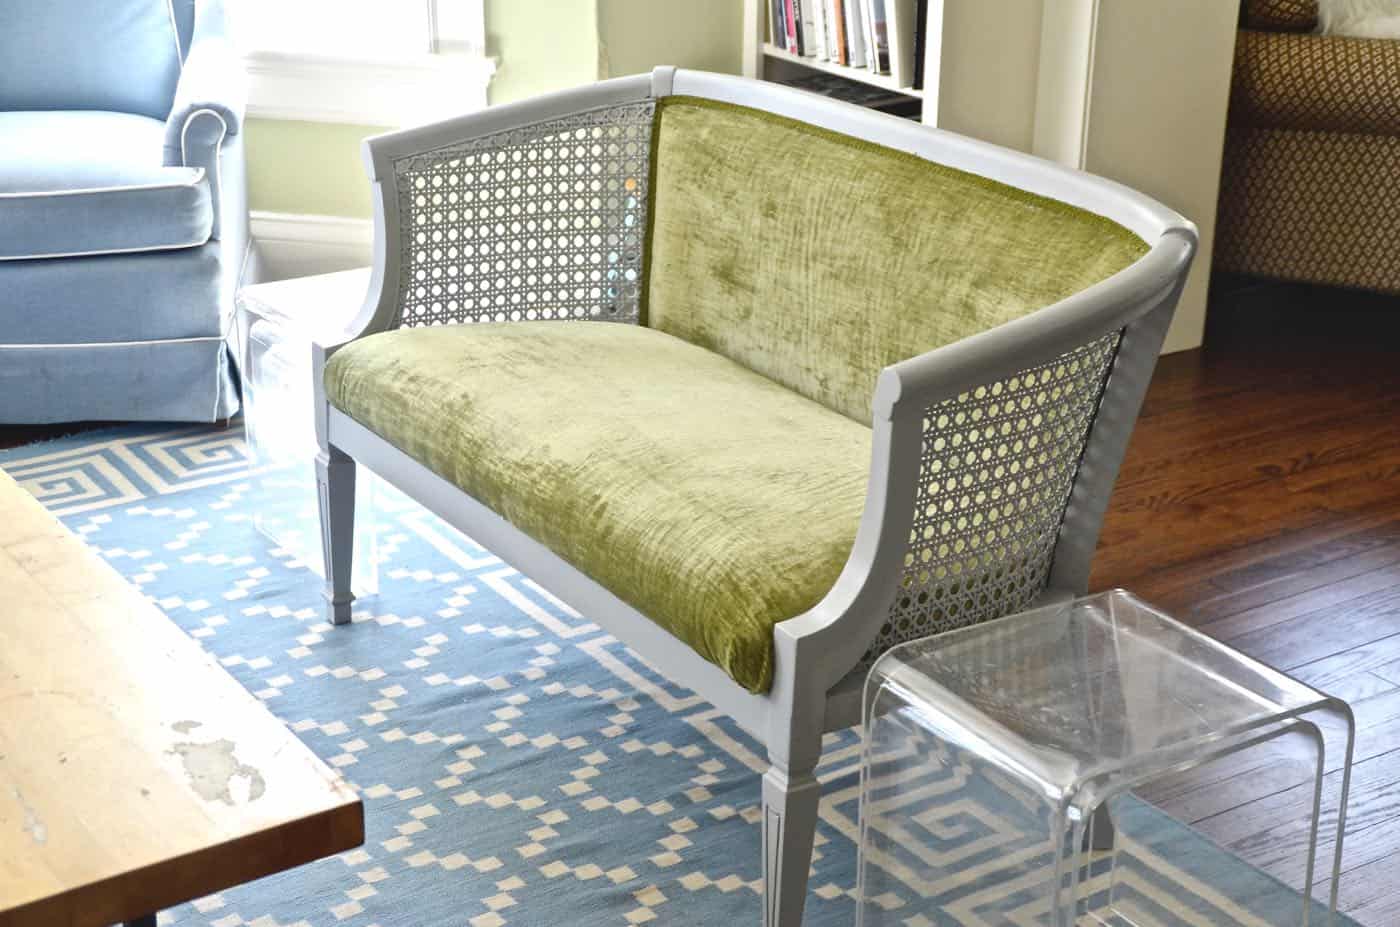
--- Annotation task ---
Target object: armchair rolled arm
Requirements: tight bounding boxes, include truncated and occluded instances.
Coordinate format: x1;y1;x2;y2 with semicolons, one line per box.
353;74;661;339
1240;0;1319;33
162;0;246;238
1230;30;1400;137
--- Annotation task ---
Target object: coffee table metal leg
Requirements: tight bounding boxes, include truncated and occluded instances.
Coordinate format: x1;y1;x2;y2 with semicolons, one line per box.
123;915;157;927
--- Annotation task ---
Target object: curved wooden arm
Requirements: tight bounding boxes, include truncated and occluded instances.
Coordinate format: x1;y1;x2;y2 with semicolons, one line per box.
779;228;1197;697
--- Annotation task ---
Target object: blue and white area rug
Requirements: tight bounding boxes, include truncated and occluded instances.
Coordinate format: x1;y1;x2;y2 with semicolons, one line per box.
0;425;1356;927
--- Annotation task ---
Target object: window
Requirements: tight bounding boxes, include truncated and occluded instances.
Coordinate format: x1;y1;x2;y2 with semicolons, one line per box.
236;0;437;59
234;0;494;126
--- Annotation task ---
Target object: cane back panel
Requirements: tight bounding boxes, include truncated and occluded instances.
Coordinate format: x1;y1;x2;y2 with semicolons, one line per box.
389;101;656;329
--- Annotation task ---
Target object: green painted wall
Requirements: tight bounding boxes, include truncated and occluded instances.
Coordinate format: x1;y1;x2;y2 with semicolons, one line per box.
245;119;391;219
247;2;601;220
487;0;601;105
597;0;742;79
246;1;740;220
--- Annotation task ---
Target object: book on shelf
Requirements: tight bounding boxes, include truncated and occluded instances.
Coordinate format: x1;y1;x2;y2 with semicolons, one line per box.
774;0;833;62
867;0;890;75
799;0;820;57
842;0;867;68
912;0;929;90
885;0;915;87
829;0;847;65
858;0;874;73
811;0;828;60
770;0;934;88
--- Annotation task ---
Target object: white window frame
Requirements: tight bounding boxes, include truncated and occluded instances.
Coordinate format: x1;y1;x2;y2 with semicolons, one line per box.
242;0;497;127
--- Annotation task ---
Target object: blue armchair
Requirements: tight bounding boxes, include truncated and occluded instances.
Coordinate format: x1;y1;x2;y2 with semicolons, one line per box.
0;0;248;423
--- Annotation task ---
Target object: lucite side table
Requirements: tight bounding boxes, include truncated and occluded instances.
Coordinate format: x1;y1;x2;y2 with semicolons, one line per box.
857;589;1354;927
235;268;379;595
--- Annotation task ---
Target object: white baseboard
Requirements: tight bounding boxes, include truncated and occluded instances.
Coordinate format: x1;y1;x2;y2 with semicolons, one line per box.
250;211;374;283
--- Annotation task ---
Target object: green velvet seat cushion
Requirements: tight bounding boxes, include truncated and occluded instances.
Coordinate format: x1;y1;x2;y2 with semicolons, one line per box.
324;322;872;694
645;97;1149;424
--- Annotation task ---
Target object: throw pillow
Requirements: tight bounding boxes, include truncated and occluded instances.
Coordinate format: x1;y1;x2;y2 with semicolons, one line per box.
1245;0;1320;31
1318;0;1400;37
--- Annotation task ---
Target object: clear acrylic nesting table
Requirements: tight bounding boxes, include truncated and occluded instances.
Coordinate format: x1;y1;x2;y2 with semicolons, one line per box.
857;589;1354;927
235;268;379;595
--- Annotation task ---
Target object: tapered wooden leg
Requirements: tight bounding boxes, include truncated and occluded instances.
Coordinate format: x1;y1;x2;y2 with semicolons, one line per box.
762;761;821;927
315;446;355;625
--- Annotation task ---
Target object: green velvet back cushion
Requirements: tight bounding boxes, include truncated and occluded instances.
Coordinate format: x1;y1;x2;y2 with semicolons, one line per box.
644;97;1149;423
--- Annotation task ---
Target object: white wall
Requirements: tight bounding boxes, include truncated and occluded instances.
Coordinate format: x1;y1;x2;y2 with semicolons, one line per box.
930;0;1240;352
1081;0;1241;352
598;0;744;78
930;0;1045;153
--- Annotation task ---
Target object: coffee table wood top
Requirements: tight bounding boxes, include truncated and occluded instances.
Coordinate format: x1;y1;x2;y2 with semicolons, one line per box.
0;470;363;927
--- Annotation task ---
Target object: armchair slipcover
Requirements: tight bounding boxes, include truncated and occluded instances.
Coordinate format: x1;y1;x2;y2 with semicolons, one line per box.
0;0;248;423
1216;0;1400;293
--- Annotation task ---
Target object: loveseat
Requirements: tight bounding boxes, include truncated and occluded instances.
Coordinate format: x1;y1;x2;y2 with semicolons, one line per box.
1215;0;1400;292
311;69;1196;925
0;0;246;423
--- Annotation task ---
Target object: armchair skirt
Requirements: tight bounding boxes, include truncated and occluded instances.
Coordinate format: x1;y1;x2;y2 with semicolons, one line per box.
0;0;247;424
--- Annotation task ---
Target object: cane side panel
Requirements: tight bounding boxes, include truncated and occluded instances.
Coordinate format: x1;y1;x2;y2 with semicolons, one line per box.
862;332;1122;666
389;101;656;329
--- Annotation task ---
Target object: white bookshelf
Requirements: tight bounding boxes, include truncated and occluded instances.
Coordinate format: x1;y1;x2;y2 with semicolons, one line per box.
742;0;937;123
760;42;925;98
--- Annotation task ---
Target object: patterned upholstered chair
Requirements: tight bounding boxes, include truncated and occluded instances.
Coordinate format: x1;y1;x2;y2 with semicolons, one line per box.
1216;0;1400;292
312;69;1196;926
0;0;246;423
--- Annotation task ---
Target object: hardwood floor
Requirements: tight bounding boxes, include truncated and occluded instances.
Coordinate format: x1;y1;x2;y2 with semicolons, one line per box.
0;279;1395;921
1092;282;1400;925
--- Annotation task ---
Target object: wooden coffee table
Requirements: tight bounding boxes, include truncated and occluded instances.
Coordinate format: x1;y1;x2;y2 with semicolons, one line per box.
0;470;363;927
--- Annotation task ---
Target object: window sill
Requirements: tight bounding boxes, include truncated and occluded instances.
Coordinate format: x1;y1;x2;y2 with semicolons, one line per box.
244;50;497;127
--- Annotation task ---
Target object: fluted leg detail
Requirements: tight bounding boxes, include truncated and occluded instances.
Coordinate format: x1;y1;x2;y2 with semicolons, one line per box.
762;761;821;927
315;447;356;625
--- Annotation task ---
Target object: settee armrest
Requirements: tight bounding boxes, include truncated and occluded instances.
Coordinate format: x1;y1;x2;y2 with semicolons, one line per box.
1231;29;1400;137
162;0;246;239
773;230;1196;696
349;73;664;340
